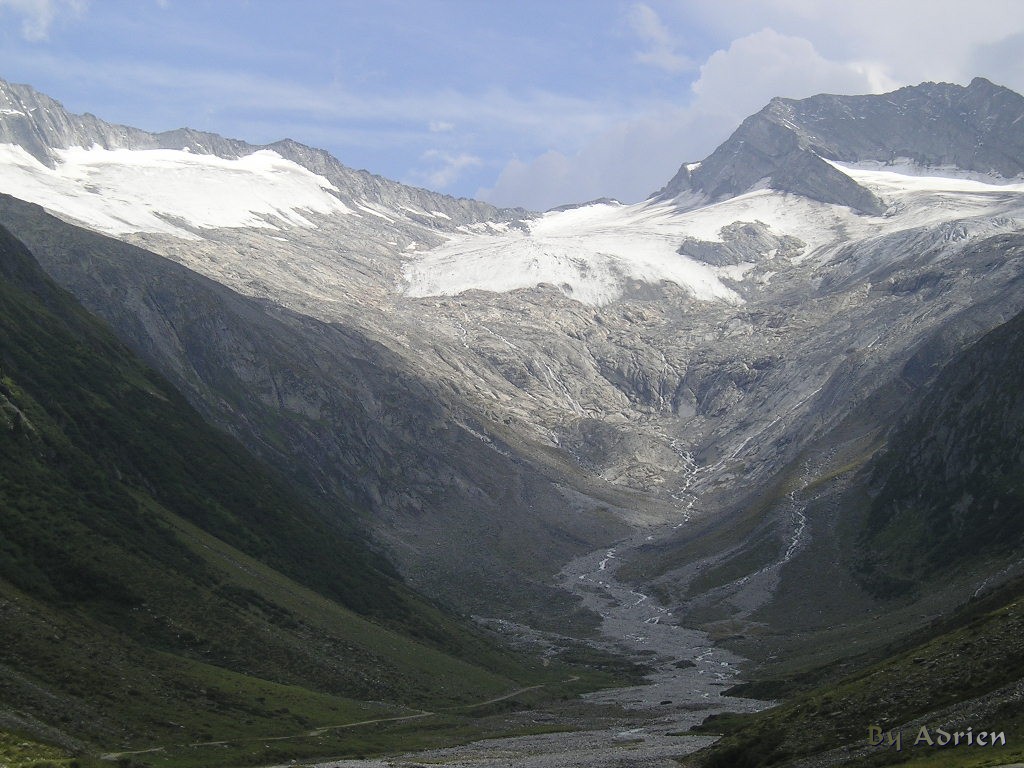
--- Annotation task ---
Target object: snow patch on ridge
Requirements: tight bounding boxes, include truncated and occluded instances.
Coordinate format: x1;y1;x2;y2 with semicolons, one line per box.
829;158;1024;188
0;143;353;239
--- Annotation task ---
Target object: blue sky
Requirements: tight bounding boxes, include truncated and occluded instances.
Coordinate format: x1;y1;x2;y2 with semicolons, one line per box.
1;1;1023;210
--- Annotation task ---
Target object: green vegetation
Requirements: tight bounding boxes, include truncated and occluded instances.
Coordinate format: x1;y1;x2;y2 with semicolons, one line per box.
683;576;1024;767
856;308;1024;596
0;731;77;768
0;223;632;766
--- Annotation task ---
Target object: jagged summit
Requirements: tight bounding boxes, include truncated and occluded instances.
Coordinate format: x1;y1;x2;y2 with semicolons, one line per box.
0;77;253;165
654;77;1024;214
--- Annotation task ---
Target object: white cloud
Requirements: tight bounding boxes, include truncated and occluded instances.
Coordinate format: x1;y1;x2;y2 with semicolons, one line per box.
679;0;1024;92
480;27;887;210
479;0;1024;210
411;150;483;191
690;28;894;119
18;52;632;150
629;2;694;73
428;120;455;132
968;31;1024;94
478;108;734;210
0;0;85;41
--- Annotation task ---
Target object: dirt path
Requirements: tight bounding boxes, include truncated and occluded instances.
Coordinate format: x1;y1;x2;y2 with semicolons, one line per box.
99;677;581;761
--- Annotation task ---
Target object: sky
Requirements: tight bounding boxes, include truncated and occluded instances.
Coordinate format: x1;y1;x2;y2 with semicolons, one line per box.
1;1;1023;211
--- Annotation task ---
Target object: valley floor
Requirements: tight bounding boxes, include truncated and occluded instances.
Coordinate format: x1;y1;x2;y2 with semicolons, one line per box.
292;528;768;767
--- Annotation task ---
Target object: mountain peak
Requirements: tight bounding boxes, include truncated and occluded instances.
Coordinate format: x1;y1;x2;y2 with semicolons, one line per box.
969;75;998;89
655;78;1024;214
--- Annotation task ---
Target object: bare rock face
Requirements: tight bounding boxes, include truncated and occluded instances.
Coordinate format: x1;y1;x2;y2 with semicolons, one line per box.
775;77;1024;175
0;79;250;166
654;77;1024;214
677;221;804;267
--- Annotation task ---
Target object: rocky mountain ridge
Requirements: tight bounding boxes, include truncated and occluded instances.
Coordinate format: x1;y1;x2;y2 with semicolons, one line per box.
0;76;528;227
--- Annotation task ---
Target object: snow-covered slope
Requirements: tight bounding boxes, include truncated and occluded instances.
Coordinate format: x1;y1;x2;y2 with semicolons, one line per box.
0;76;527;243
404;202;744;306
404;163;1024;306
0;143;355;239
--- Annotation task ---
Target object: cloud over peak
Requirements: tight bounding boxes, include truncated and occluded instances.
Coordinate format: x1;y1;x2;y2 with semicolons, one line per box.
0;0;86;41
629;3;694;73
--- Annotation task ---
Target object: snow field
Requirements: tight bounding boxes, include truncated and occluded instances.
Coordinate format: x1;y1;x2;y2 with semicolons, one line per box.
0;143;354;239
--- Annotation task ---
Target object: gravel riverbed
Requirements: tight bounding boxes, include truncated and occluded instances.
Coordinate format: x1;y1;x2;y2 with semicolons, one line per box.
296;527;770;767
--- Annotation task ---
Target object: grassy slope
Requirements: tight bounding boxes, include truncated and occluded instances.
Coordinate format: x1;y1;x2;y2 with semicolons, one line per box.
0;222;604;765
855;308;1024;597
682;575;1024;768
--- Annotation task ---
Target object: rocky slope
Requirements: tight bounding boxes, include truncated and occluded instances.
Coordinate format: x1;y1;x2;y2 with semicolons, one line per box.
3;73;1024;767
0;194;630;628
677;303;1024;766
857;300;1024;595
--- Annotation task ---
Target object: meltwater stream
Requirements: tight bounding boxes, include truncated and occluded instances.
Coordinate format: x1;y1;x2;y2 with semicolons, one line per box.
559;534;768;720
